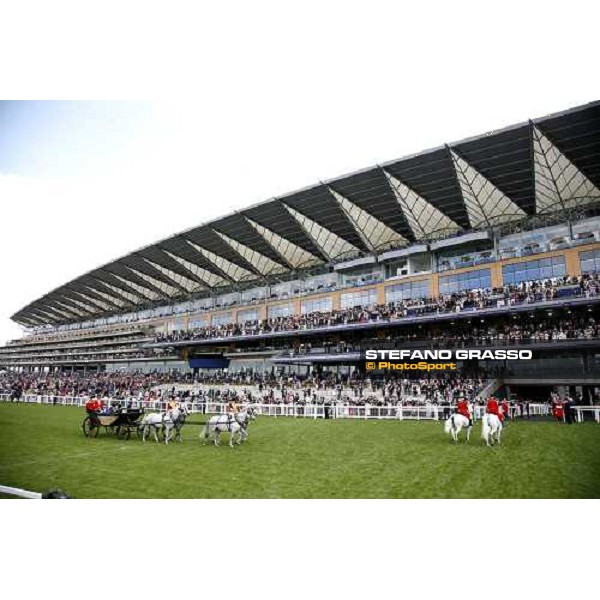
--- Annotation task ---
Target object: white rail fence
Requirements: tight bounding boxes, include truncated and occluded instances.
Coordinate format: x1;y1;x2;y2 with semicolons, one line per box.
0;484;42;499
0;484;70;499
2;392;596;421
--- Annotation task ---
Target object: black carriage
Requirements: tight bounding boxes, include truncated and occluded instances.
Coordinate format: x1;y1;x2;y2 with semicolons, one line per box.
82;407;144;440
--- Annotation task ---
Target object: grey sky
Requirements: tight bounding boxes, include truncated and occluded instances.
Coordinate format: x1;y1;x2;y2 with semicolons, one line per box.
1;3;599;344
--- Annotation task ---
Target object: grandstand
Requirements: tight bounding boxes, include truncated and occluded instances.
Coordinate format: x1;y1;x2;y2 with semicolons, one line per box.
2;100;600;403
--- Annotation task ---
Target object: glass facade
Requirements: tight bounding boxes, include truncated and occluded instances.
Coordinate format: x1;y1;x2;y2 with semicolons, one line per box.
301;297;333;314
385;279;430;303
580;249;600;273
211;313;233;326
340;288;377;309
171;318;186;331
502;257;566;285
439;269;492;294
268;303;292;318
189;316;209;329
237;309;259;323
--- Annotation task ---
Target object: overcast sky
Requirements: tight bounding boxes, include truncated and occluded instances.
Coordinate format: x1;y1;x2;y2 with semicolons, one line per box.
1;2;599;344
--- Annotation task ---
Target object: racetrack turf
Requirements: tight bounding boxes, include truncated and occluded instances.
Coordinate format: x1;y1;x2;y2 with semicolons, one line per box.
1;404;599;498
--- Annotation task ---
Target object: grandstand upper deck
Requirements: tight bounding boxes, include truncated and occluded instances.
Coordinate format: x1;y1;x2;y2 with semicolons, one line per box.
149;274;600;348
0;335;153;354
9;101;600;331
7;222;600;343
5;325;149;349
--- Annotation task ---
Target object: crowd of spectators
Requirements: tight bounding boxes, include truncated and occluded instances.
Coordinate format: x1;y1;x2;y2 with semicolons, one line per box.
156;274;600;344
360;312;600;350
0;370;173;400
3;370;600;413
0;369;490;407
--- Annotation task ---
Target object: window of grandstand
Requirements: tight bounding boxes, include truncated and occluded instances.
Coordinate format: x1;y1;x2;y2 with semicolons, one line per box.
157;305;174;316
189;316;209;329
301;297;332;314
341;266;383;288
211;312;233;326
580;249;600;273
268;304;292;319
270;282;292;299
237;309;259;323
215;292;238;308
385;279;430;302
502;257;566;285
572;231;597;245
303;275;337;294
191;298;212;311
268;303;292;318
340;288;377;309
384;259;409;278
439;269;492;294
437;249;494;272
173;301;192;314
241;287;266;302
170;318;186;332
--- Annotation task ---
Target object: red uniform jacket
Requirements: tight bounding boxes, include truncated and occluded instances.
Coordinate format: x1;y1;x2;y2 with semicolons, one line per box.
457;400;471;419
486;399;499;416
85;398;101;412
552;401;564;420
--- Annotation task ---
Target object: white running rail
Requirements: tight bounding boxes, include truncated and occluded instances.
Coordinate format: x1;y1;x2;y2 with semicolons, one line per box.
0;484;42;499
1;392;576;421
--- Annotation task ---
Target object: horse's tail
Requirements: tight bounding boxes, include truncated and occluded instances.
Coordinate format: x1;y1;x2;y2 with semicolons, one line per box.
444;416;453;434
481;413;490;441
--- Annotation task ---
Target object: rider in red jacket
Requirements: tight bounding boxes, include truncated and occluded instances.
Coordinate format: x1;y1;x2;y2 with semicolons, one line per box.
486;397;500;418
456;398;472;426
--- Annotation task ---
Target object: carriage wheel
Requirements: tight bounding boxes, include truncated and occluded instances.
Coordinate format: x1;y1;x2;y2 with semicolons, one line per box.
82;417;99;438
116;426;131;440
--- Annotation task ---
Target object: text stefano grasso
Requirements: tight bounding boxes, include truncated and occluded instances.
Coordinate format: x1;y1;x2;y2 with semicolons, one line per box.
364;349;533;360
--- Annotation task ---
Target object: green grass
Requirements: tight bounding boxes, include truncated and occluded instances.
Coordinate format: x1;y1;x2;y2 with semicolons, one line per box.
1;404;599;498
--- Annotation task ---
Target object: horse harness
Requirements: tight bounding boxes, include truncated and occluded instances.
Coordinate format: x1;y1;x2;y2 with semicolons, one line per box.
227;412;247;433
162;409;186;428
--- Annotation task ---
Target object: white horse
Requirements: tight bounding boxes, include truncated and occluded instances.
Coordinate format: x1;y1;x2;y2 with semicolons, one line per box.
165;401;190;443
200;406;256;447
140;402;189;444
444;413;472;443
481;413;503;446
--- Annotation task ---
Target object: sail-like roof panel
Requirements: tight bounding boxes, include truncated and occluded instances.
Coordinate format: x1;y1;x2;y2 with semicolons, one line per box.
12;101;600;326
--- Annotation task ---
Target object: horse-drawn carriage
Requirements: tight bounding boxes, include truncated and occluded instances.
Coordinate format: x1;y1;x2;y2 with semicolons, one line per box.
82;406;144;440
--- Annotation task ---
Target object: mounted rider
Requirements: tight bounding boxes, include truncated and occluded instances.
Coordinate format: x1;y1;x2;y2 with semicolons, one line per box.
486;396;502;422
456;396;472;427
226;397;241;429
